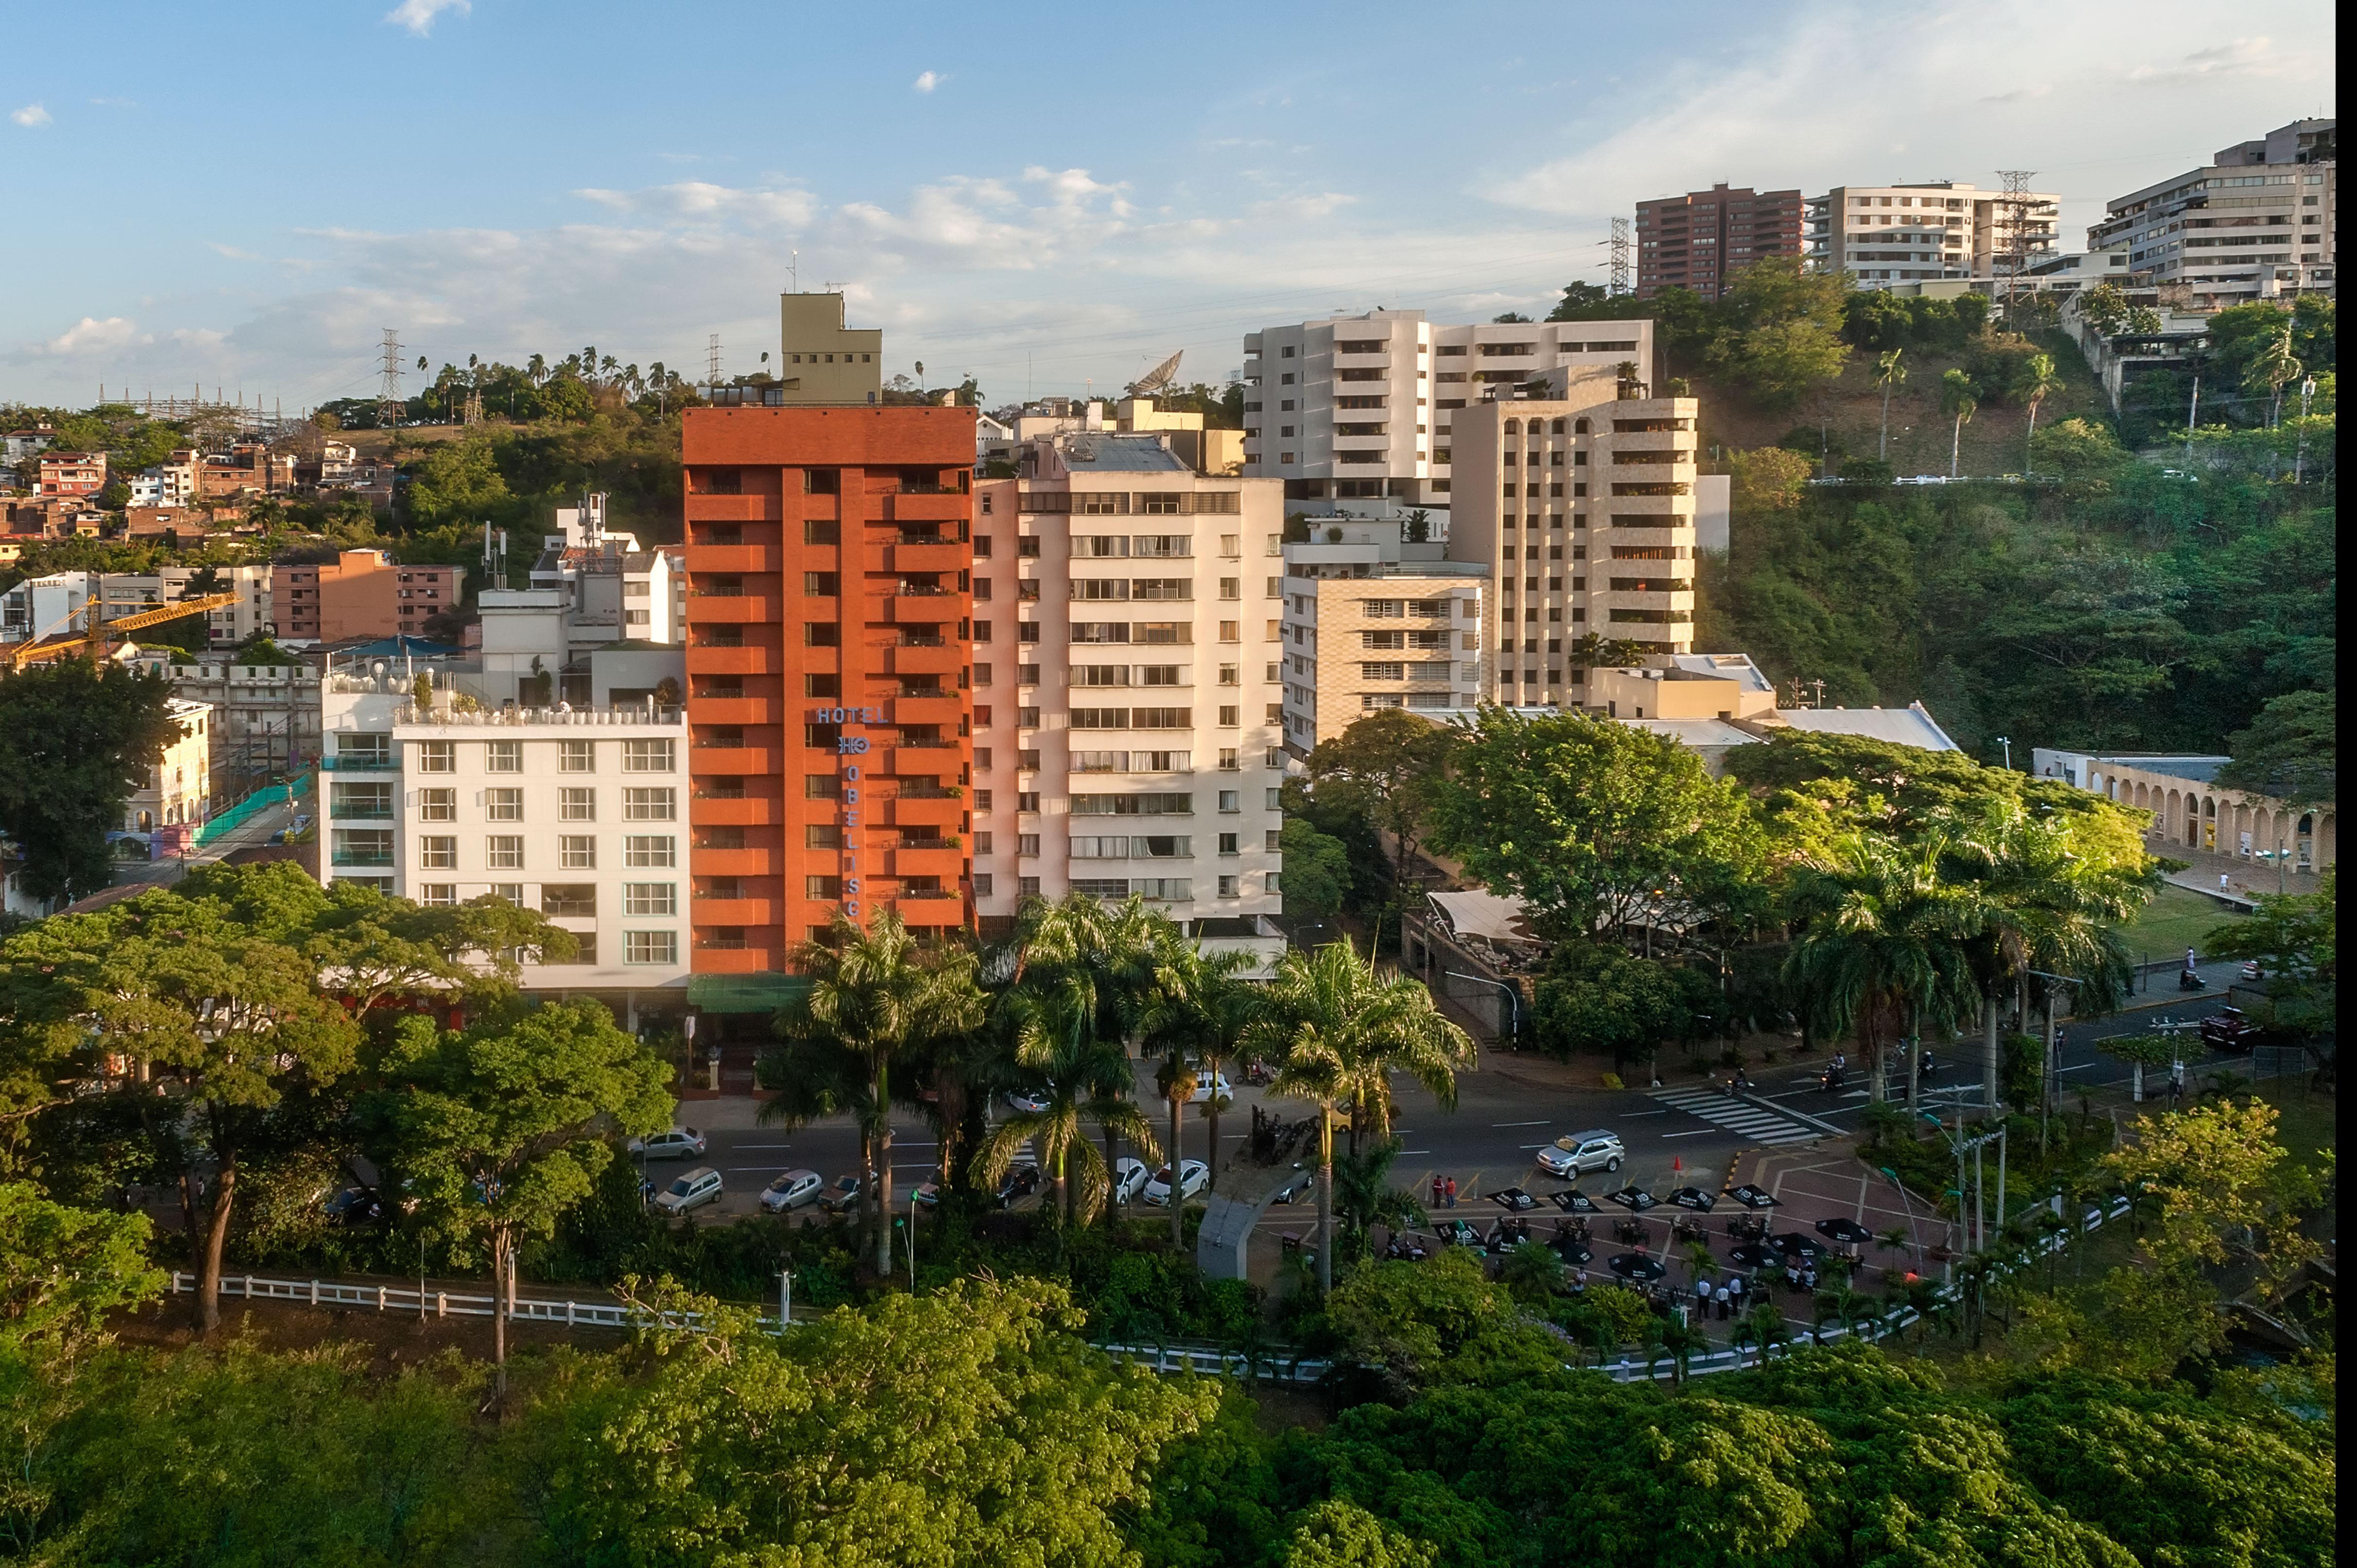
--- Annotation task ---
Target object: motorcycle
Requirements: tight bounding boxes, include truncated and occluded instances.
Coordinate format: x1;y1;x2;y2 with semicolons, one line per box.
2177;969;2207;992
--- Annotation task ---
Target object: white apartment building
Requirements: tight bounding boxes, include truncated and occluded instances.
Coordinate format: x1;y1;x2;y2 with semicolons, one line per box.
970;433;1285;958
528;493;681;648
1240;310;1653;514
317;627;690;1022
123;697;213;836
1805;182;2059;287
2088;119;2336;305
1279;519;1486;755
0;564;272;648
127;452;197;510
1444;369;1701;704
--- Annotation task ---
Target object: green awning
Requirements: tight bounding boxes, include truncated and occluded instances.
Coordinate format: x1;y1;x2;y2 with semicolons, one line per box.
688;973;811;1014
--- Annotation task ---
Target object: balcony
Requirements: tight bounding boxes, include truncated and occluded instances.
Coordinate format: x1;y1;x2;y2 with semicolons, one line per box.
1592;588;1697;615
686;593;774;623
692;899;778;928
682;494;773;523
687;745;770;775
889;596;960;629
889;792;963;828
321;755;397;771
329;850;394;868
686;544;776;574
887;491;969;523
690;795;780;826
889;641;962;677
894;692;964;726
687;645;780;676
891;844;966;880
688;846;769;878
891;540;964;574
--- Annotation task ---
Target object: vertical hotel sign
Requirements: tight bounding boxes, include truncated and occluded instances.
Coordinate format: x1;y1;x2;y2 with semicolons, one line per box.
817;704;879;921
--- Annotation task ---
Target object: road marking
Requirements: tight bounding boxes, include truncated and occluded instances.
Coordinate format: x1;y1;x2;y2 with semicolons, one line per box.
1653;1089;1816;1145
1661;1129;1718;1138
1493;1120;1550;1127
1400;1150;1431;1156
1623;1110;1670;1117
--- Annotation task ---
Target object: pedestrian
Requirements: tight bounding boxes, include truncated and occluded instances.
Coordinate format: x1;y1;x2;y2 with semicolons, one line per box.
2169;1060;2185;1104
1714;1284;1731;1321
2219;873;2230;894
1728;1273;1746;1309
1444;1176;1457;1210
1430;1174;1443;1210
1694;1277;1712;1316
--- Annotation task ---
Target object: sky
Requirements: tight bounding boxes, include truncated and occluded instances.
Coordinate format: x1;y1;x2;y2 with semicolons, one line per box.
1;0;2336;413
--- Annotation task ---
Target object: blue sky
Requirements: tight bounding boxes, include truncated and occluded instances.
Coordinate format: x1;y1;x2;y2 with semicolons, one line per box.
2;0;2335;411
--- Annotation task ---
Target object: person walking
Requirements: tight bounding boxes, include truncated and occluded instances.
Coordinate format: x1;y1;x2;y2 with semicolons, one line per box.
1714;1284;1732;1321
1694;1276;1712;1318
1443;1176;1457;1210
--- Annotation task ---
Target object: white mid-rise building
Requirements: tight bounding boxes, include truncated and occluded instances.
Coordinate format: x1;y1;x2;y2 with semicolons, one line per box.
1806;181;2060;288
2088;119;2336;306
970;433;1285;960
1240;310;1653;516
1279;520;1486;755
0;564;271;648
525;493;681;649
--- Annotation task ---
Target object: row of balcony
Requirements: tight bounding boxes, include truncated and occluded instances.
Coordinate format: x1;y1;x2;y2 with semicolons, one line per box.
683;491;969;525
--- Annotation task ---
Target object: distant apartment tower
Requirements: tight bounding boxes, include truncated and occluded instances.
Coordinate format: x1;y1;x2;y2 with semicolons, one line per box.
1635;183;1804;298
970;433;1285;952
680;400;978;986
2088;119;2336;304
1445;368;1702;704
1806;181;2059;288
1279;518;1486;755
278;550;462;643
35;452;105;499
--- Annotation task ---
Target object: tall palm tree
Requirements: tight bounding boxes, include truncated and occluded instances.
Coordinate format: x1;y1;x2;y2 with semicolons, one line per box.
769;911;984;1277
2019;353;2062;474
1940;369;1979;479
1784;833;1987;1107
2244;326;2302;428
1139;942;1261;1201
1246;941;1474;1291
975;974;1160;1226
1874;348;1906;461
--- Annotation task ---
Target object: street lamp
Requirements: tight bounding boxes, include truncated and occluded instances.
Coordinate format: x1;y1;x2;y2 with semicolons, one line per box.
1995;735;2012;771
1443;970;1517;1053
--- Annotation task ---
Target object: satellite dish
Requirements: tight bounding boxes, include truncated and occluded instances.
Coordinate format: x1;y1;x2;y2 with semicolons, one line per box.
1127;350;1183;397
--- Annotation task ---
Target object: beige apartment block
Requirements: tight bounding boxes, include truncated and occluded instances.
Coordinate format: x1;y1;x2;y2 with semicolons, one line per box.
1278;565;1486;755
124;697;213;834
1445;373;1700;703
773;292;884;404
1806;181;2059;288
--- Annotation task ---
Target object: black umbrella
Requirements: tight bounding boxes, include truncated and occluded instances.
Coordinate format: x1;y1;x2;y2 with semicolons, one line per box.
1774;1232;1825;1258
1489;1187;1537;1211
1606;1186;1658;1212
1669;1186;1717;1212
1726;1183;1782;1209
1816;1217;1875;1245
1549;1188;1599;1214
1608;1253;1667;1281
1728;1243;1776;1268
1552;1238;1594;1265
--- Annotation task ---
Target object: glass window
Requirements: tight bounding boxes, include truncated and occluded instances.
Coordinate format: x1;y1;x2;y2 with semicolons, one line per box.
417;787;456;822
486;788;523;822
486;835;523;869
625;835;676;867
330;782;393;819
486;740;522;773
541;885;596;917
623;787;676;821
416;741;454;773
625;931;679;965
623;738;675;773
330;828;393;868
560;788;595;821
418;836;457;869
560;835;596;869
491;883;524;904
417;884;457;907
559;739;594;772
625;883;678;917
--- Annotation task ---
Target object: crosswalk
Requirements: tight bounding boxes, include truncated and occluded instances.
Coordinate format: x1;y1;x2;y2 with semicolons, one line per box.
1652;1088;1818;1146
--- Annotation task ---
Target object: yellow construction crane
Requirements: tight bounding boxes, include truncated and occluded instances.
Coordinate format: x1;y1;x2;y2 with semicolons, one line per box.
6;592;245;670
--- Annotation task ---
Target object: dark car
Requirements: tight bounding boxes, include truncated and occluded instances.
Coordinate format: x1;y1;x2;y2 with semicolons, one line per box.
322;1185;382;1227
995;1164;1042;1208
817;1174;864;1214
2200;1008;2263;1053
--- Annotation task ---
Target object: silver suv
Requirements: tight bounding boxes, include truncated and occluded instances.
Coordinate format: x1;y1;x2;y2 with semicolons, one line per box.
1535;1130;1624;1179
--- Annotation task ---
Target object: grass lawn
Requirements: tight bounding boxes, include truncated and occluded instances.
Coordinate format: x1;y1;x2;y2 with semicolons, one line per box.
2115;883;2246;964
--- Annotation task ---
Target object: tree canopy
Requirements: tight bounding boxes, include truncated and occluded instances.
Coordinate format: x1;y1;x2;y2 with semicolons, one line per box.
0;660;185;904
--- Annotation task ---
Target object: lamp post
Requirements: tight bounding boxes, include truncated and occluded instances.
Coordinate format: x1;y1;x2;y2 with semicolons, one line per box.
1444;970;1517;1054
2027;970;2079;1154
1996;735;2012;772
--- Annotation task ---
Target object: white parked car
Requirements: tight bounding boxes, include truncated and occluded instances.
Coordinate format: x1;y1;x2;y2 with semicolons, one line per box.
1535;1130;1624;1180
760;1168;824;1214
629;1126;706;1161
655;1167;723;1216
1005;1089;1052;1115
1189;1070;1233;1104
1110;1157;1151;1205
1143;1160;1208;1206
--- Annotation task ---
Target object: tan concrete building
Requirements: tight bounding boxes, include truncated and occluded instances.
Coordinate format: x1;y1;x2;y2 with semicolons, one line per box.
1805;181;2060;289
1444;371;1700;702
278;549;463;643
775;292;883;405
1279;521;1486;755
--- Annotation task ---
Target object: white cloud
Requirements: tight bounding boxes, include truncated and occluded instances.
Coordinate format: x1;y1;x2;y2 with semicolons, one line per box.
11;104;52;128
572;181;816;227
24;316;142;356
385;0;470;36
913;70;945;94
2129;35;2280;84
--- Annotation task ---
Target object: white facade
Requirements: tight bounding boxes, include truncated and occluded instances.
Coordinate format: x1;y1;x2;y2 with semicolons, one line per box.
971;435;1286;946
528;493;680;648
1240;310;1654;513
319;680;690;1008
2088;120;2336;305
123;697;214;833
1806;182;2059;287
0;565;272;648
125;651;322;785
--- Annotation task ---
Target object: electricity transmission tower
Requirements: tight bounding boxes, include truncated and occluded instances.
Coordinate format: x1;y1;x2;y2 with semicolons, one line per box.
1995;170;2037;324
376;329;404;429
707;333;723;389
1608;216;1632;296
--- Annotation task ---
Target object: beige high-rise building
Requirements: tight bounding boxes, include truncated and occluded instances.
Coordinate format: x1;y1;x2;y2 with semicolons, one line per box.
760;293;886;405
1445;369;1699;703
1279;519;1485;756
1806;181;2059;289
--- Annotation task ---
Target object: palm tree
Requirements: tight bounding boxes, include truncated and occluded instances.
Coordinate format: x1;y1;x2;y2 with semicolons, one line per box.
1247;941;1474;1292
769;911;984;1277
1874;348;1906;461
1784;833;1988;1107
1139;942;1260;1199
2244;325;2302;428
975;974;1161;1227
1940;369;1979;478
1330;1137;1426;1267
2019;352;2061;474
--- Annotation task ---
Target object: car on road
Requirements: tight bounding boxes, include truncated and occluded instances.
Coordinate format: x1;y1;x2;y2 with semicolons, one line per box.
2200;1008;2264;1053
1006;1089;1052;1115
1143;1160;1208;1206
1535;1130;1624;1179
1190;1070;1233;1104
995;1163;1043;1208
818;1174;864;1213
2240;959;2264;981
1111;1157;1151;1205
911;1167;948;1208
760;1169;824;1214
321;1185;382;1227
629;1126;707;1161
655;1167;723;1216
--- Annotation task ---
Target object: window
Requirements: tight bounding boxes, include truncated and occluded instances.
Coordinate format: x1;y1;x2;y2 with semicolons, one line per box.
417;787;455;822
1219;621;1240;643
418;885;457;907
626;835;676;867
560;835;597;870
486;740;522;773
492;884;524;905
624;787;677;821
625;932;679;965
560;788;595;821
973;873;994;896
624;738;675;772
331;782;393;819
1267;787;1283;809
487;835;523;869
1218;790;1240;813
1266;872;1283;893
1218;875;1240;897
1266;828;1283;851
1218;832;1239;854
1219;705;1240;726
625;883;678;917
804;774;839;799
1219;748;1240;771
559;739;594;772
419;836;457;869
330;828;393;868
417;740;454;773
805;876;843;899
485;787;523;821
1017;833;1042;856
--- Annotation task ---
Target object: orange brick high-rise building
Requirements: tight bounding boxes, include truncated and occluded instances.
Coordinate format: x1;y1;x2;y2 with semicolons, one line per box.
681;401;978;999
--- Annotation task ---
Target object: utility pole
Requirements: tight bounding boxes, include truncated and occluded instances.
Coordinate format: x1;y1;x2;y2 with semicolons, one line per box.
707;333;723;390
2294;375;2315;483
2184;371;2200;468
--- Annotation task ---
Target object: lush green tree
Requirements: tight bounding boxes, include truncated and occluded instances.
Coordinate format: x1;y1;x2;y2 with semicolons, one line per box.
1726;445;1811;517
1709;258;1852;408
1939;367;1979;477
1874;348;1906;461
1532;941;1718;1069
978;971;1161;1229
769;911;985;1277
2019;352;2063;472
1281;1500;1439;1568
1981;547;2195;749
1327;1137;1424;1270
2217;687;2334;805
401;436;514;529
1302;708;1460;892
1277;818;1351;922
1427;708;1767;945
377;998;671;1393
1140;942;1261;1196
2200;866;2334;1038
0;659;184;903
0;1183;162;1353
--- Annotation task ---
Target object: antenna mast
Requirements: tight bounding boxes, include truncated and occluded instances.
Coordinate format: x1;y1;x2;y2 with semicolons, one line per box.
1608;216;1632;296
707;333;723;389
376;329;404;429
